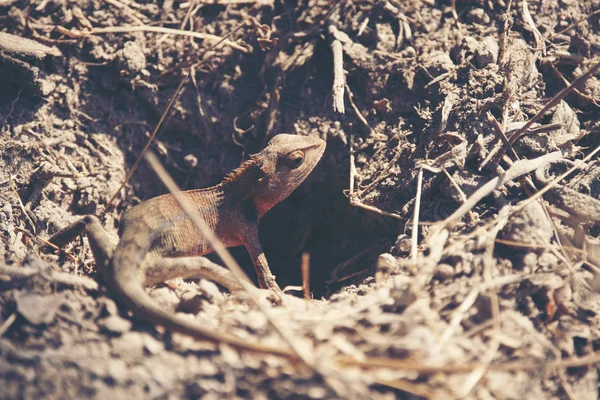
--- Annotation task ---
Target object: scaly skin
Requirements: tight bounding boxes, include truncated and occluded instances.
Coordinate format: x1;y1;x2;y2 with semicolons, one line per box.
49;134;326;356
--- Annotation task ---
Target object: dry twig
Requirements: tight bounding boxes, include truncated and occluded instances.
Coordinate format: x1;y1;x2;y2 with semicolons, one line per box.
301;252;311;300
328;24;345;113
50;25;249;52
511;145;600;216
338;351;600;374
0;313;17;337
497;59;600;157
411;168;423;263
437;151;563;230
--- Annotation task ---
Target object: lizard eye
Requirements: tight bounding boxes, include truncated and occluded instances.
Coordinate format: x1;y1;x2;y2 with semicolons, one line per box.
284;150;305;169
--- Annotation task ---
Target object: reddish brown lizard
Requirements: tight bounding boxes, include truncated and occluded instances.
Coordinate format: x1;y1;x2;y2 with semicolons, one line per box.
48;134;326;355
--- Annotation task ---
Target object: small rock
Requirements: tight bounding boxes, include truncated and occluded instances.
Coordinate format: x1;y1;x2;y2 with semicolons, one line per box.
403;46;416;58
375;23;396;52
149;287;180;310
99;298;119;316
434;263;455;280
15;292;63;325
466;8;490;25
197;359;219;376
391;275;416;308
376;253;396;285
111;331;146;358
426;51;454;75
475;37;499;68
184;154;198;169
538;252;558;270
198;279;225;304
106;359;129;385
142;334;164;355
99;315;132;335
115;41;146;74
129;365;151;383
391;234;411;256
307;386;328;399
501;201;553;245
522;252;538;272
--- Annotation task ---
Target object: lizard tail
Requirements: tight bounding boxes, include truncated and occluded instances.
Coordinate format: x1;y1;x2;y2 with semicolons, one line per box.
104;258;294;358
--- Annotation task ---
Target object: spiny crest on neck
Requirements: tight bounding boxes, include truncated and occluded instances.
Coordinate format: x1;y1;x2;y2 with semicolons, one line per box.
221;154;261;185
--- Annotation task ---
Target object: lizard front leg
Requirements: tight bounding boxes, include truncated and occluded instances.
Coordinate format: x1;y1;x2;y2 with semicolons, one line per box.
238;224;280;291
48;215;115;270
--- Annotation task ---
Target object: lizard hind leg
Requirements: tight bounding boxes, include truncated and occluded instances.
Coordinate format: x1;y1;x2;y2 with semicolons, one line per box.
142;257;248;292
48;215;115;269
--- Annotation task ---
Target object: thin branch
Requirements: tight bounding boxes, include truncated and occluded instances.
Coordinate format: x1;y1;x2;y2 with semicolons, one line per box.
437;151;563;230
301;252;311;300
51;24;249;52
328;24;345;113
511;145;600;215
411;168;423;264
546;9;600;40
337;351;600;374
0;313;17;337
506;60;600;147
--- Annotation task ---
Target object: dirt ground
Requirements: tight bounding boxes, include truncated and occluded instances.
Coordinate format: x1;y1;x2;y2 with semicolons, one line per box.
1;0;600;399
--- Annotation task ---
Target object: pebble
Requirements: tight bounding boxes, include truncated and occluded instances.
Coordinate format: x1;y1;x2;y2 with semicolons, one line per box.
99;315;132;335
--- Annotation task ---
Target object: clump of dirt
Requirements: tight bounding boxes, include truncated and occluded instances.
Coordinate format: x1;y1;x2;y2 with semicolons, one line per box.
1;1;600;398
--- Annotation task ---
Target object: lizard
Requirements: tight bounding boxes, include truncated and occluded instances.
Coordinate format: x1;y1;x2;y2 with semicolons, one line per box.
48;133;326;356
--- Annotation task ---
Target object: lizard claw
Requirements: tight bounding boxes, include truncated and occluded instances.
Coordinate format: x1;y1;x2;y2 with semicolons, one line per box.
240;286;282;306
262;280;284;305
264;288;283;306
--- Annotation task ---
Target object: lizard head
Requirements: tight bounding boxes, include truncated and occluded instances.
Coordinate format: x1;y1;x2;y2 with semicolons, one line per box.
252;134;326;216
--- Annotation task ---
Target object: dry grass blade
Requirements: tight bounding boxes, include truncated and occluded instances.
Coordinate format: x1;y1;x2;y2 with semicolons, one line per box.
511;144;600;215
546;9;600;40
0;313;17;337
450;0;459;23
337;351;600;374
411;168;423;263
376;378;446;399
495;237;586;254
345;83;375;135
456;210;507;397
52;25;248;52
522;0;545;53
505;60;600;148
437;151;562;230
17;227;79;263
547;62;600;107
348;133;409;221
479;111;519;169
104;73;189;212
